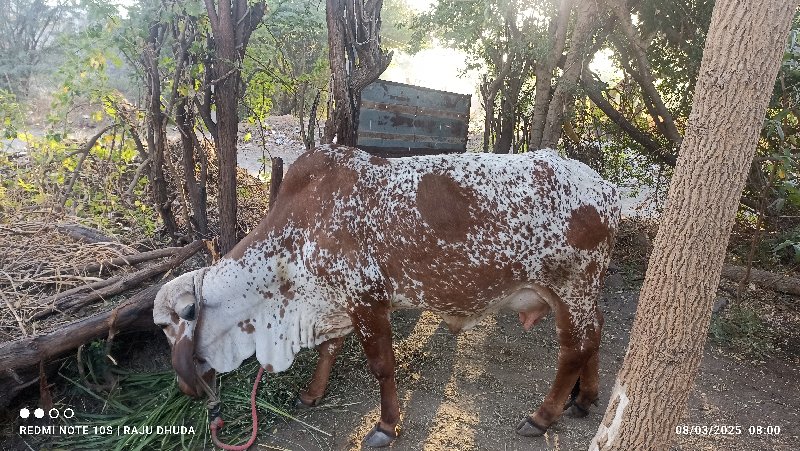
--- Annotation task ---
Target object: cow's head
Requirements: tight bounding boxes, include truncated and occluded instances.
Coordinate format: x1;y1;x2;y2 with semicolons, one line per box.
153;270;215;398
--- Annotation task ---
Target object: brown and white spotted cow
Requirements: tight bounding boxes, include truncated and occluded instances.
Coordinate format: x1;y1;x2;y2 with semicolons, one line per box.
153;144;620;447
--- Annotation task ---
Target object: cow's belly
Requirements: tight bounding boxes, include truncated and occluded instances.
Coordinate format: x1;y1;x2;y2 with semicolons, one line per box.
391;284;554;334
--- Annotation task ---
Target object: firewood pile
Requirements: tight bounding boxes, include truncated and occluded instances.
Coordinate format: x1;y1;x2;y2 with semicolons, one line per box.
0;212;208;406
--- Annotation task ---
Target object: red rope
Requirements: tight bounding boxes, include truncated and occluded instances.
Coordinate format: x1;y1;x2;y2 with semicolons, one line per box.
209;366;265;451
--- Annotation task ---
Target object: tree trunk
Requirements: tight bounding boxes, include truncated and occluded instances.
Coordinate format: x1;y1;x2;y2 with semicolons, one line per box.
589;1;797;450
323;0;392;146
176;96;208;238
540;0;599;149
529;0;573;150
721;265;800;297
494;75;525;153
203;0;265;254
143;24;179;241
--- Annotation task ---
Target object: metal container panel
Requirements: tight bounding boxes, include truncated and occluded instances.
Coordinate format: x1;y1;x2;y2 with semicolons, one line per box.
357;80;471;157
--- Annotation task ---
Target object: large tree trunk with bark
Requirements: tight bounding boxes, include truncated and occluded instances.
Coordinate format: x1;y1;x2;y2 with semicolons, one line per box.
589;1;798;449
203;0;265;254
323;0;392;146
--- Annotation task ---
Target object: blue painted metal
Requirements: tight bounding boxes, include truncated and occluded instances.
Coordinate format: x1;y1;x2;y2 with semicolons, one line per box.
356;80;471;157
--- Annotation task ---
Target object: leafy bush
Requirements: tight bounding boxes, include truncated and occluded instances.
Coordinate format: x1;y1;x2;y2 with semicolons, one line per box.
710;303;775;359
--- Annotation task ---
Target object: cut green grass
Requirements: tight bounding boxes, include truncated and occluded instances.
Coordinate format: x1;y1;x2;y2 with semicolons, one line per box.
49;356;327;451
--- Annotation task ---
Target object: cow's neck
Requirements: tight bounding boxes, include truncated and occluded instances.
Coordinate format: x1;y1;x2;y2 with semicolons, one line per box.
193;235;324;373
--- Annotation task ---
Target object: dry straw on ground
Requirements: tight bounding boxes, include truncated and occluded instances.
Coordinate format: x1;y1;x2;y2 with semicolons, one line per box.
0;214;147;342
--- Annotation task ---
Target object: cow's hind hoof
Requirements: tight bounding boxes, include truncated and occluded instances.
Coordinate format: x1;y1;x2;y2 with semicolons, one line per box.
564;402;589;418
363;423;397;448
294;395;321;409
515;416;547;437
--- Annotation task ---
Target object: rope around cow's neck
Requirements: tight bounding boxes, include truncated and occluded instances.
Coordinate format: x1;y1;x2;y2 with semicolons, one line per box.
192;267;266;450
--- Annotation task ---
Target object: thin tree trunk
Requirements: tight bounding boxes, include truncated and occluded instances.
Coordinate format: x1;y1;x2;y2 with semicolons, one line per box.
203;0;265;254
607;0;683;147
540;0;599;149
590;1;797;449
494;75;524;153
143;24;179;240
529;0;573;150
176;96;208;238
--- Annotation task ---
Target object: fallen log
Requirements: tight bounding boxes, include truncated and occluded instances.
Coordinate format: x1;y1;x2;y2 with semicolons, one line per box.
721;265;800;296
55;223;119;244
33;240;204;320
0;283;164;407
62;245;185;276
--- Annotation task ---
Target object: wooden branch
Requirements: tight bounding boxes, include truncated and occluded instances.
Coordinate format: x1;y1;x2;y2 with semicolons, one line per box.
33;241;204;320
55;223;118;244
59;125;116;207
66;246;186;276
581;72;677;166
721;265;800;296
0;284;164;375
125;157;151;200
269;157;284;211
608;0;682;146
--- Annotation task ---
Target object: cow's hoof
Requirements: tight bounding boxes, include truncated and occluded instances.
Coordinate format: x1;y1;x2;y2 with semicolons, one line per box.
363;423;397;448
294;395;321;409
515;416;547;437
563;402;589;418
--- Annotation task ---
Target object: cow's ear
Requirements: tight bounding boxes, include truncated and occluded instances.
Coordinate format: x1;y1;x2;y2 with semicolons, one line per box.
178;303;196;321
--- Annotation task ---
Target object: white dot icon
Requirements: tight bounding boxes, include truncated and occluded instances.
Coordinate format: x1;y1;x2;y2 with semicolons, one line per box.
34;408;44;419
19;408;30;419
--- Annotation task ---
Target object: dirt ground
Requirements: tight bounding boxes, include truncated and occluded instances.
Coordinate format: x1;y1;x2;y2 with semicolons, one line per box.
249;284;798;451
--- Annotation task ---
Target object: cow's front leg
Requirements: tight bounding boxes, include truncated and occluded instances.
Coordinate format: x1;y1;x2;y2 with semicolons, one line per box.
350;304;399;448
297;336;346;408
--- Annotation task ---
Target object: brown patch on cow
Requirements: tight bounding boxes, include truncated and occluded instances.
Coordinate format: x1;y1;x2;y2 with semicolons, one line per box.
279;281;295;300
416;173;476;241
170;311;180;325
238;319;255;334
585;261;598;281
532;161;555;182
279;307;285;318
369;155;390;166
566;205;611;251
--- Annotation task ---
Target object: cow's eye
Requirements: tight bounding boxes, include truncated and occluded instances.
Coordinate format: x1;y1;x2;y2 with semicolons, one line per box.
178;303;196;321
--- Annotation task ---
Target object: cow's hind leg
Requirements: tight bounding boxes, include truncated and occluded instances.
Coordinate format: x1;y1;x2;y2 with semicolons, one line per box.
297;336;346;408
350;304;400;448
516;291;602;437
564;308;603;418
